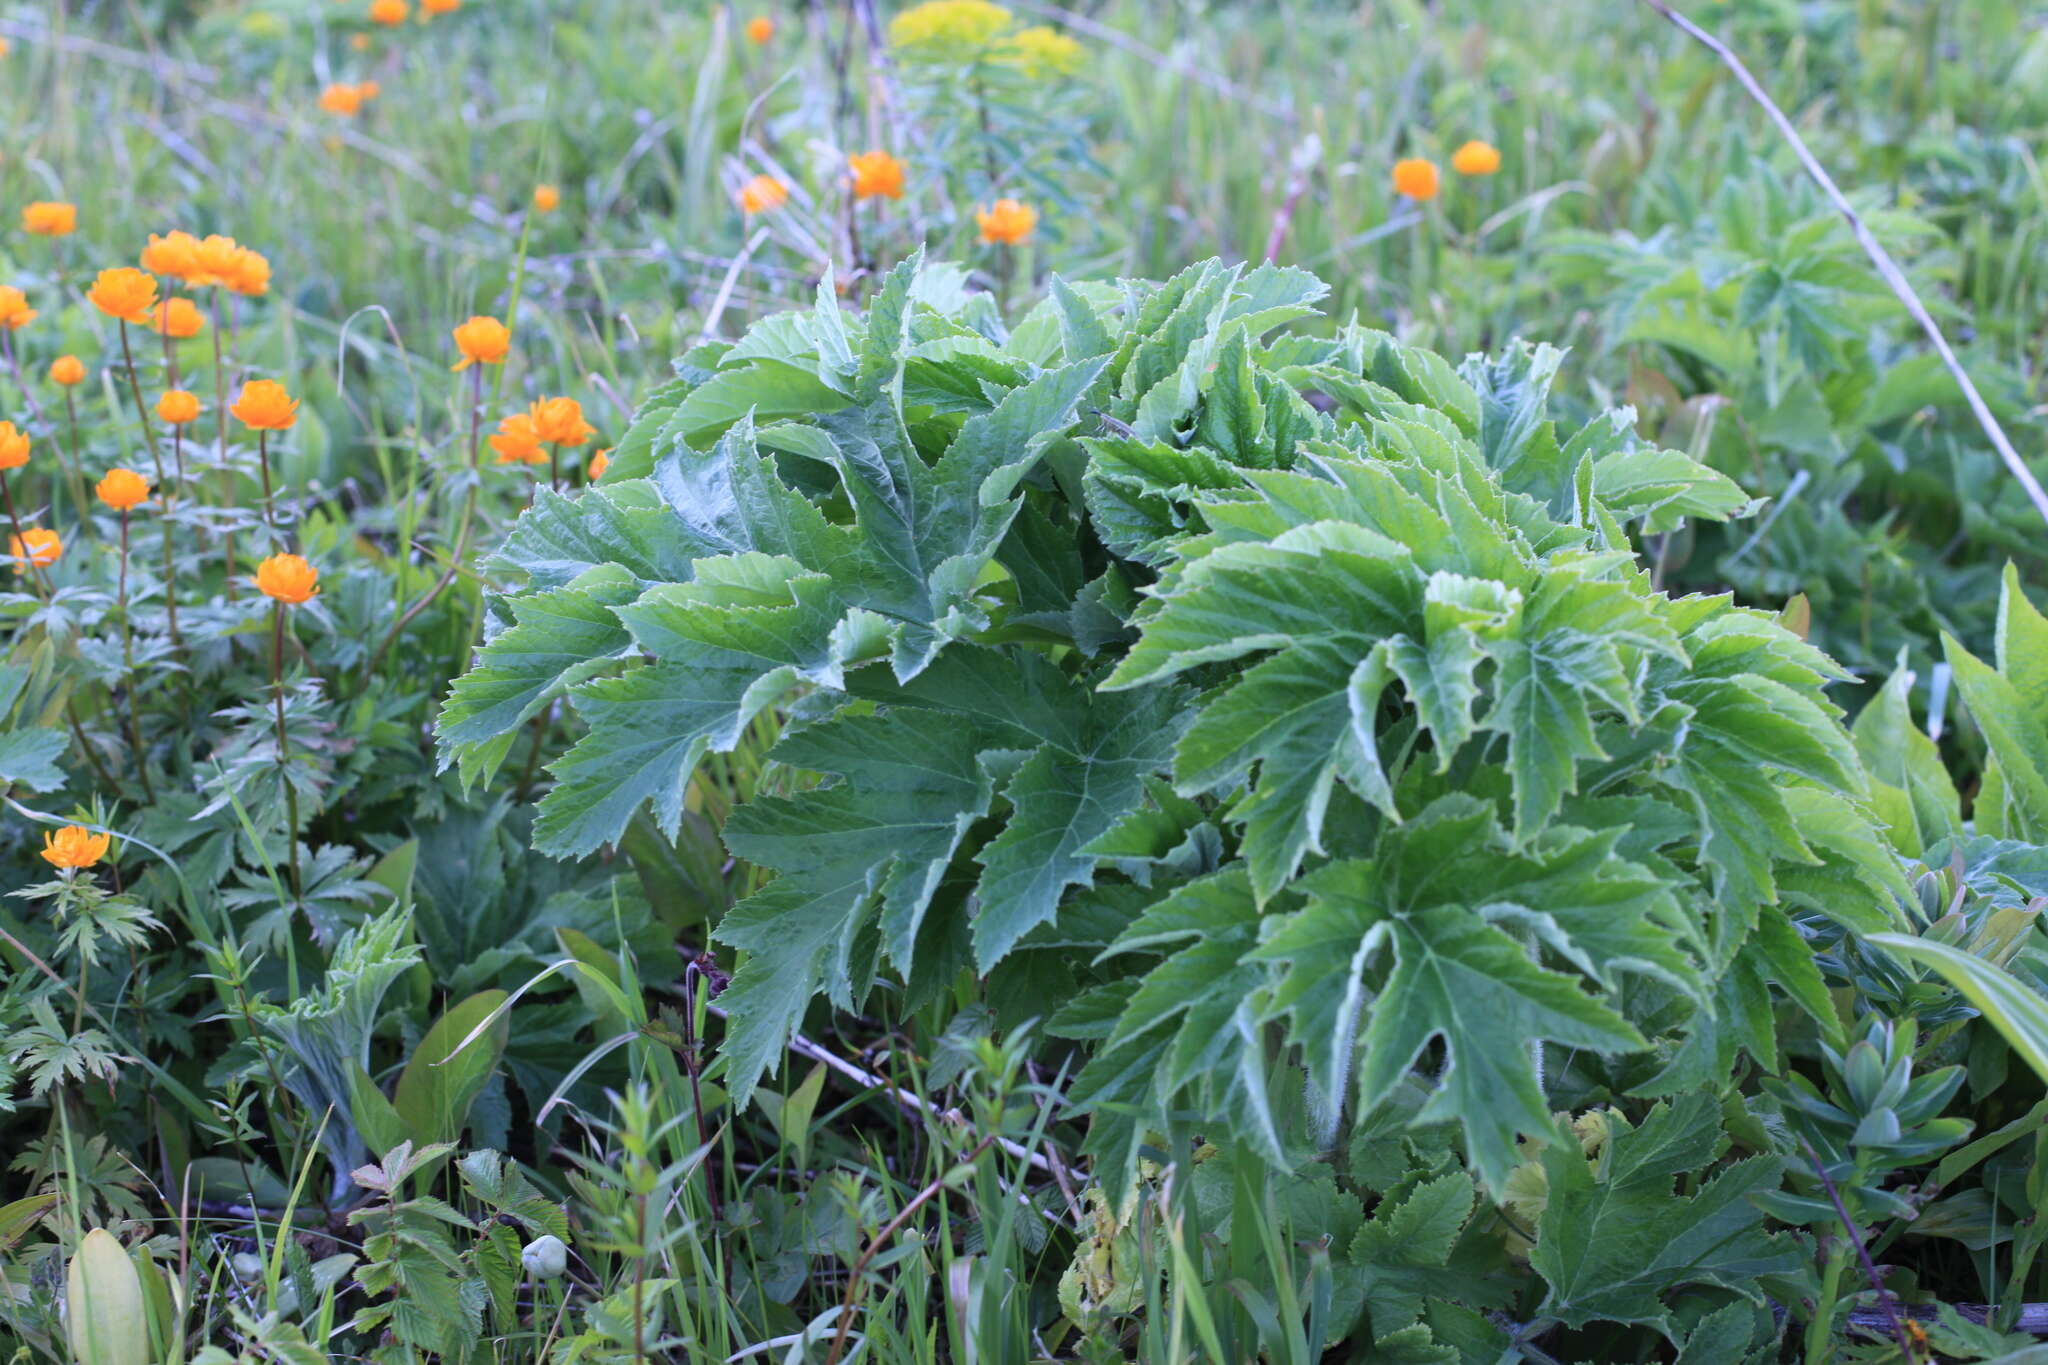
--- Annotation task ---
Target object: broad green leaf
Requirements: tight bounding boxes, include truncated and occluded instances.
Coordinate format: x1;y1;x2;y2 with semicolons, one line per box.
392;990;511;1146
1531;1092;1797;1334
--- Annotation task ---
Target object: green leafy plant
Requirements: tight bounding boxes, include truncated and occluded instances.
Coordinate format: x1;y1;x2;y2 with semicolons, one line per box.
440;258;1925;1352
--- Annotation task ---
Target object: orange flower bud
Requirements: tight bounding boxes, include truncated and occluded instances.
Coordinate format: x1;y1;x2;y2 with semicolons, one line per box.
747;15;775;42
529;396;595;446
96;467;150;510
849;150;905;201
8;528;61;569
357;81;381;100
738;175;789;215
255;552;319;604
451;315;511;370
587;449;609;480
422;0;459;14
50;354;85;387
532;184;560;213
231;378;299;431
1451;141;1501;176
40;824;110;869
88;267;158;324
0;286;37;331
22;201;77;237
158;390;202;425
152;296;206;339
369;0;407;24
975;197;1036;245
141;230;203;281
1392;157;1441;201
489;412;545;465
0;422;28;470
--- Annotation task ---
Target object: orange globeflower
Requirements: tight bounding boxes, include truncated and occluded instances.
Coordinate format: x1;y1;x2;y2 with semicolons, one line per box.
255;552;319;604
587;449;609;480
1392;157;1441;201
88;267;158;323
529;396;594;446
190;234;247;288
152;297;206;339
319;82;366;115
849;150;905;201
50;354;85;387
226;248;271;297
231;378;298;430
747;15;775;42
532;185;560;213
96;468;149;510
0;286;36;330
975;197;1036;245
489;412;545;465
422;0;459;14
1451;140;1501;176
0;422;28;469
8;528;61;568
450;315;511;370
369;0;407;23
40;825;110;870
358;80;382;100
141;230;202;281
738;175;788;214
22;202;77;237
157;390;201;425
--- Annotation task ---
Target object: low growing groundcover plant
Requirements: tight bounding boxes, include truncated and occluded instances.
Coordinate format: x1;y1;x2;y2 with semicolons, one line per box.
428;255;2048;1358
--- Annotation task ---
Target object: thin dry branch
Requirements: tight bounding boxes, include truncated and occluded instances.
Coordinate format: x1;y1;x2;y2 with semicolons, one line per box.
1638;0;2048;533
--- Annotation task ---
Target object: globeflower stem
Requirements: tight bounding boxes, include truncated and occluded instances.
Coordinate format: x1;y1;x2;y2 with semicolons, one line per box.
116;322;166;490
61;392;89;530
116;510;156;803
211;287;237;601
256;430;277;536
0;329;44;424
272;601;303;902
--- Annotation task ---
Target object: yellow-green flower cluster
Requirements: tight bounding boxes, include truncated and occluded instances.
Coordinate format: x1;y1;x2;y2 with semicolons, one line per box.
889;0;1013;50
999;24;1081;76
889;0;1082;75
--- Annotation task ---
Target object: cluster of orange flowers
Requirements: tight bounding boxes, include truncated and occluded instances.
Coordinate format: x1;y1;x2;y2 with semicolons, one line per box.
134;230;272;295
490;397;596;465
1392;140;1503;202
